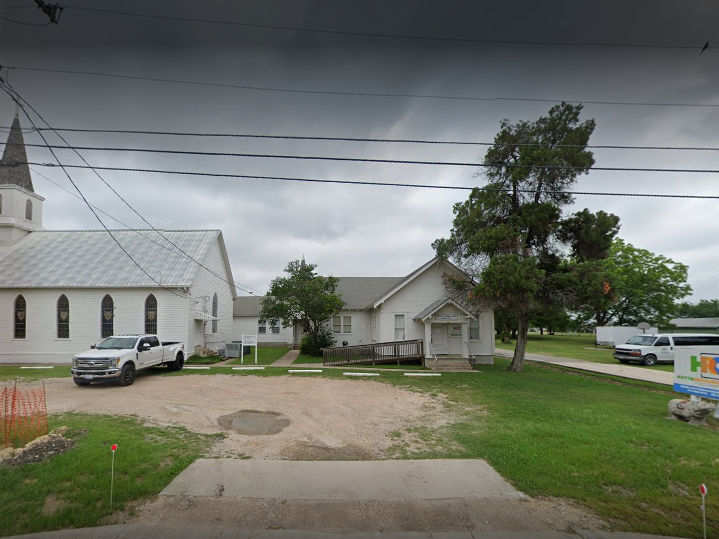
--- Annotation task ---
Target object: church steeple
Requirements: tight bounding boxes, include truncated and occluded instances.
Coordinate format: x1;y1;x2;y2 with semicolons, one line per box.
0;114;34;192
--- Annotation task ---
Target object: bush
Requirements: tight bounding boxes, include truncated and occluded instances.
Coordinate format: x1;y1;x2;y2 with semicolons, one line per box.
300;326;336;356
186;353;225;365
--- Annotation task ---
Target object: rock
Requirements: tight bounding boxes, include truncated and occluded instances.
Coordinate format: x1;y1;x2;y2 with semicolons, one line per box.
668;399;717;425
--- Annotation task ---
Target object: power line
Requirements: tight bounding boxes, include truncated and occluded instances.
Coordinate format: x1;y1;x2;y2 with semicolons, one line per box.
6;65;719;109
0;15;50;26
29;167;264;296
65;5;706;51
7;143;718;172
7;127;719;152
22;161;719;199
0;82;187;298
0;83;262;296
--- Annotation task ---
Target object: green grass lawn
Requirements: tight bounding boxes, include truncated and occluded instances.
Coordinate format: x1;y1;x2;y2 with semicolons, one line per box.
227;346;291;365
0;413;217;537
2;359;714;536
0;366;71;382
495;333;675;372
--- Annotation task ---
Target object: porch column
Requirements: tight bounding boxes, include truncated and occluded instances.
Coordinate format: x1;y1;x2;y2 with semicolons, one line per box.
424;320;432;359
461;319;469;358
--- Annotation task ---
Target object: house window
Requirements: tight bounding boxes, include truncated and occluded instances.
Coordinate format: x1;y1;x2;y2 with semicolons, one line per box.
14;295;26;339
372;314;376;329
211;293;218;333
145;294;158;334
469;317;480;340
101;294;114;338
57;294;70;339
333;316;351;333
271;320;280;334
258;320;267;334
25;199;32;220
394;314;405;340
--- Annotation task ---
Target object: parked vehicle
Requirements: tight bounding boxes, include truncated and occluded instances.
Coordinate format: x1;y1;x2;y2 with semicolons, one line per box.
613;333;719;366
71;334;185;387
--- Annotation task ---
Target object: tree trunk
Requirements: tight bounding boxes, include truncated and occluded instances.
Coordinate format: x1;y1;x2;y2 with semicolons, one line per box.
539;327;544;336
509;311;530;371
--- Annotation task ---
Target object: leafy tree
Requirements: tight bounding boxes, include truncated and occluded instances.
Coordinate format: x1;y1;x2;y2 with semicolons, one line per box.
260;260;345;356
674;299;719;319
575;239;692;327
434;103;619;371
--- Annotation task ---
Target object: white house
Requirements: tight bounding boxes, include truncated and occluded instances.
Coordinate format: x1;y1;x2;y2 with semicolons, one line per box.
233;258;495;364
0;115;237;364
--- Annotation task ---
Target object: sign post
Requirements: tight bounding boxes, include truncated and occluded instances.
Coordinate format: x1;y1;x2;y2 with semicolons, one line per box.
110;443;117;507
700;483;708;539
241;334;258;364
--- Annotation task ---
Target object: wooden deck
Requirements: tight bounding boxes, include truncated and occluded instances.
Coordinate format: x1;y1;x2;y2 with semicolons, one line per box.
322;339;424;366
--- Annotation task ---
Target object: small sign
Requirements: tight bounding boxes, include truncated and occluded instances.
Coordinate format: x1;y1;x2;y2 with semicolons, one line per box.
242;335;257;346
700;484;708;496
111;444;117;452
674;349;719;400
448;325;462;337
435;314;458;321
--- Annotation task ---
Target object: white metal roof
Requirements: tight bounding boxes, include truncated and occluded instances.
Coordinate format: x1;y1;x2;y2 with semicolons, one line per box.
0;229;223;288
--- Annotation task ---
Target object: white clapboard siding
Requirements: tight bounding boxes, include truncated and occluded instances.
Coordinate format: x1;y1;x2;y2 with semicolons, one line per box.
232;316;293;345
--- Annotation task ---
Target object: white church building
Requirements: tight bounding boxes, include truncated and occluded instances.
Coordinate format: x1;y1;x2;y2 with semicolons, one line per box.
0;115;237;364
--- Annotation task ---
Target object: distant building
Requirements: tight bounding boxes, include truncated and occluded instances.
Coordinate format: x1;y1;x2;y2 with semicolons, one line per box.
233;258;495;364
0;115;237;363
665;318;719;335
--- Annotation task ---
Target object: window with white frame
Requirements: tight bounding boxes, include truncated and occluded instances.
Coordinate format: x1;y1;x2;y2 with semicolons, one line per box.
469;317;480;340
258;320;266;334
332;315;352;333
372;314;376;329
271;320;280;334
394;314;405;340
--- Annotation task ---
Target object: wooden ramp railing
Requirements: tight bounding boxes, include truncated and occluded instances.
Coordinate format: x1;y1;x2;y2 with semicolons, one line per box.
322;339;424;366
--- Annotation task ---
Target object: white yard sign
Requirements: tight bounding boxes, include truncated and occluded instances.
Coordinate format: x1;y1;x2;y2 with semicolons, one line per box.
674;348;719;401
241;334;258;364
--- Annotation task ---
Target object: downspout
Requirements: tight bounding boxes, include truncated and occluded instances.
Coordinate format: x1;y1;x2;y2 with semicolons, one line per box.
185;290;190;353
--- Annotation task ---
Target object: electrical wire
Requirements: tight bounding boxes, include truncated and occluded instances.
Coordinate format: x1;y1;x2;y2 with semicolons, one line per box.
21;161;719;199
29;166;264;296
65;5;706;51
0;15;50;26
7;127;719;152
5;65;718;109
6;142;718;172
0;82;188;298
0;82;262;296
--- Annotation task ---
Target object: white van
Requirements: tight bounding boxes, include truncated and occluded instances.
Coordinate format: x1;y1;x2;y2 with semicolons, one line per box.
613;334;719;366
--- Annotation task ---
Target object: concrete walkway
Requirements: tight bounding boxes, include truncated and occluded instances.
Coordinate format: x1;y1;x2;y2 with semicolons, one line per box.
271;348;300;366
494;349;674;386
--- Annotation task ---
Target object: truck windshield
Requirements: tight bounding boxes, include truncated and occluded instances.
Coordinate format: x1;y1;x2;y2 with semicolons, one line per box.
96;337;138;350
625;336;658;346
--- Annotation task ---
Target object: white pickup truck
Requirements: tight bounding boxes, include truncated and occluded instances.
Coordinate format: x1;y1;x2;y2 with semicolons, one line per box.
71;334;185;387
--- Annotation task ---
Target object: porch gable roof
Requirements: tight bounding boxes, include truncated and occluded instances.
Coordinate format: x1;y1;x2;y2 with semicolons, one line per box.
413;297;475;322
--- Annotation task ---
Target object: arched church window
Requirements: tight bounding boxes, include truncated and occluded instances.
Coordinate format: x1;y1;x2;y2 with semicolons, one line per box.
14;295;26;339
25;199;32;220
57;295;70;339
145;294;158;334
101;295;114;338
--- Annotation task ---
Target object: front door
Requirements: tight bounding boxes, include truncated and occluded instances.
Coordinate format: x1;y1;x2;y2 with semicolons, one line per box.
431;324;446;354
293;323;304;345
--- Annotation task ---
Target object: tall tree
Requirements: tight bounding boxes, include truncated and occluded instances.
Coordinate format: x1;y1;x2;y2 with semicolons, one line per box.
434;103;619;371
260;260;345;356
675;299;719;319
575;239;692;327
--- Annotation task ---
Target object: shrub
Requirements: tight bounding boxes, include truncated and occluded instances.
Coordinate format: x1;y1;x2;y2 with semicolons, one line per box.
300;326;336;356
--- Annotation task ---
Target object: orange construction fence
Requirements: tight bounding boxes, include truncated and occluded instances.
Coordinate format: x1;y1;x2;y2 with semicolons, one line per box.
1;381;48;448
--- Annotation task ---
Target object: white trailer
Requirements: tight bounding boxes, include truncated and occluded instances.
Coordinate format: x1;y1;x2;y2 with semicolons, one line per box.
595;326;658;346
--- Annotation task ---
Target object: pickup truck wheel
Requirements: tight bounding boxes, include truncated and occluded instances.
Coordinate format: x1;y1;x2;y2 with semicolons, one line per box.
73;378;91;386
173;353;185;371
117;364;136;386
643;354;657;366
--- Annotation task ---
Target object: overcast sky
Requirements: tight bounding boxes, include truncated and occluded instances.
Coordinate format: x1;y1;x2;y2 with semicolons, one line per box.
1;0;718;302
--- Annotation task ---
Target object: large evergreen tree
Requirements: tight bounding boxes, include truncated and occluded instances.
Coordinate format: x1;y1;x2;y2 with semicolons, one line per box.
434;103;619;371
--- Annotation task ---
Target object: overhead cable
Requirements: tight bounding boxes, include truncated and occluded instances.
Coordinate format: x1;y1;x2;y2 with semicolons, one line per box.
21;162;719;199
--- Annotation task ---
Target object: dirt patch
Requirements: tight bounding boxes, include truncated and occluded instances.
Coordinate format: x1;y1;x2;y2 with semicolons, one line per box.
41;494;68;516
0;427;76;467
42;374;445;460
217;410;290;435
